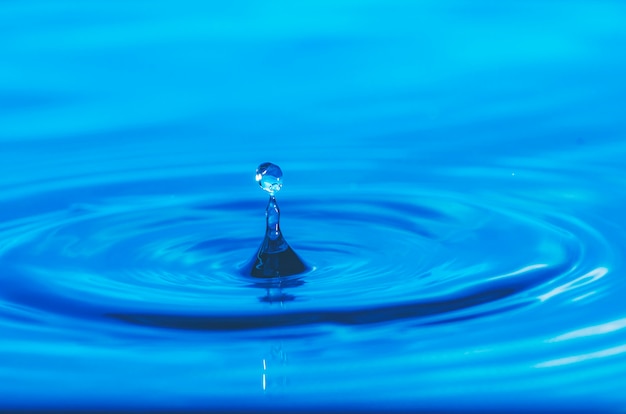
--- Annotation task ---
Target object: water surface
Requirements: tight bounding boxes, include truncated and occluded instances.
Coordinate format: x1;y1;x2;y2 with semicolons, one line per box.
2;1;626;412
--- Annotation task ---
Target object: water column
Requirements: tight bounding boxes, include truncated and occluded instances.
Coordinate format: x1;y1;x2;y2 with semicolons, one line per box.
248;162;307;278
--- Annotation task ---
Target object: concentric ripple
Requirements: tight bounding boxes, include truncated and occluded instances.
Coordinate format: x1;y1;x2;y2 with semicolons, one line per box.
1;164;625;413
0;172;604;334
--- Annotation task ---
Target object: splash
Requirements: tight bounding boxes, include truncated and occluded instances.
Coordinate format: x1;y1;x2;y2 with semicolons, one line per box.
248;162;307;278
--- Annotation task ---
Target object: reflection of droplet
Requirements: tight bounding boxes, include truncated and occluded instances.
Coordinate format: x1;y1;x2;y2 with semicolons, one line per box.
247;162;307;278
262;344;289;393
262;359;267;391
256;162;283;195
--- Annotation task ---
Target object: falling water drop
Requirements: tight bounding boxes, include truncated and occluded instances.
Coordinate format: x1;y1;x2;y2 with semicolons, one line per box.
248;162;307;278
256;162;283;195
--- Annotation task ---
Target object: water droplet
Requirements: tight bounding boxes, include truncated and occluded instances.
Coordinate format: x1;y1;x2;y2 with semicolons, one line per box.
256;162;283;195
247;162;307;278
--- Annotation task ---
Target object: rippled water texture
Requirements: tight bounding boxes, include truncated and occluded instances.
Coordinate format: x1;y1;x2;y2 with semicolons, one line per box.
2;1;626;412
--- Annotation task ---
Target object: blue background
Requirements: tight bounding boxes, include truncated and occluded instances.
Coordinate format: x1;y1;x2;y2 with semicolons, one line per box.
1;1;626;412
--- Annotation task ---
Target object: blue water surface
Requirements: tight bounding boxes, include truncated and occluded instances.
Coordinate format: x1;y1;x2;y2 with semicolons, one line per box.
2;1;626;412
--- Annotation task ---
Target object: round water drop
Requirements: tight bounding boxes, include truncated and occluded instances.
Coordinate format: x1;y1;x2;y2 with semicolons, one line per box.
256;162;283;195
